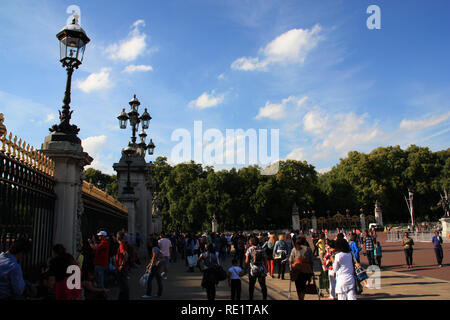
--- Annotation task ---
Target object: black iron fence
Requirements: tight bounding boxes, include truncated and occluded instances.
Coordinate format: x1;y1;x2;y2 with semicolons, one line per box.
0;149;56;280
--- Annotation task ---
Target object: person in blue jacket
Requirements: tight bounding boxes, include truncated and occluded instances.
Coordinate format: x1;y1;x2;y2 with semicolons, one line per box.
349;234;362;263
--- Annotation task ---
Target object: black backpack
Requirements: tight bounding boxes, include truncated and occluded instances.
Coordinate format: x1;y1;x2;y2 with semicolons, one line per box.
251;246;265;266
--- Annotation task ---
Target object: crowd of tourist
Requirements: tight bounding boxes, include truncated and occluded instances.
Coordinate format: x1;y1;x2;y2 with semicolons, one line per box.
0;226;445;301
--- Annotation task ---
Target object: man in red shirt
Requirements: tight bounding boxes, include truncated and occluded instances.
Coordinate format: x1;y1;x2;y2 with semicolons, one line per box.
89;231;110;288
115;232;129;300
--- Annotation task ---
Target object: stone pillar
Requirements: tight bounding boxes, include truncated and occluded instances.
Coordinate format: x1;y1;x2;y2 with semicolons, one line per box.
292;203;300;231
360;213;366;231
212;215;218;233
375;200;383;226
119;196;137;236
113;151;152;243
312;215;318;231
41;138;92;256
440;218;450;242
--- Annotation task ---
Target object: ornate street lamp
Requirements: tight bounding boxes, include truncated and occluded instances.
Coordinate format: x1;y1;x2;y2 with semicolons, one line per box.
148;139;155;155
117;95;156;194
50;13;90;143
117;94;156;156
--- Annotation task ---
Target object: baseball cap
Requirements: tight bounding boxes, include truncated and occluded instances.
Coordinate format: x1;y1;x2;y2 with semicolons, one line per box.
97;231;107;236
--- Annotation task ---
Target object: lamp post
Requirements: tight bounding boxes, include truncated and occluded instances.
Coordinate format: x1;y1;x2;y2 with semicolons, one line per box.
117;94;156;156
406;188;415;228
117;94;156;195
49;14;90;143
122;144;136;194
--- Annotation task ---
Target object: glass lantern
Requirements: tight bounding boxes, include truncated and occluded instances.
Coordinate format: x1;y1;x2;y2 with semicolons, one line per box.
148;139;155;155
56;15;90;68
117;108;129;129
140;108;152;130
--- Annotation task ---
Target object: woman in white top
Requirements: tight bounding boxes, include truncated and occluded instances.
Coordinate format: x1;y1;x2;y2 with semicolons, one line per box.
329;238;357;300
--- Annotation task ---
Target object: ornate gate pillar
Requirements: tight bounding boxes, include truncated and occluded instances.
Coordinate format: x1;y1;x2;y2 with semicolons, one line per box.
41;138;92;256
114;149;152;256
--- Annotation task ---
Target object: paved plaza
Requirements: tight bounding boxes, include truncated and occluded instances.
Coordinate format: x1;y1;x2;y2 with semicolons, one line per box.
109;233;450;300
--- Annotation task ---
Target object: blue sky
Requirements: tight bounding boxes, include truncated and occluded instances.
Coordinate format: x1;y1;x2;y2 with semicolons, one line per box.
1;0;449;174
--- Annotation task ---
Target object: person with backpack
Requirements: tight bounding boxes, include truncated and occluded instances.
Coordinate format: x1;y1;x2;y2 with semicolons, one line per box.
245;237;268;300
142;238;163;298
432;231;444;267
262;234;276;278
273;234;289;280
115;232;130;300
198;244;219;300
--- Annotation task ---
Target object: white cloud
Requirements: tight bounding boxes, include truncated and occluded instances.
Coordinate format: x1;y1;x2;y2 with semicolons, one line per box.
76;68;113;93
106;20;147;62
189;91;225;109
231;57;269;71
218;73;225;80
255;101;286;120
399;111;450;131
231;24;322;71
123;64;153;73
302;109;329;134
81;135;108;156
45;113;56;123
313;112;381;158
317;167;331;174
286;148;305;161
256;96;306;120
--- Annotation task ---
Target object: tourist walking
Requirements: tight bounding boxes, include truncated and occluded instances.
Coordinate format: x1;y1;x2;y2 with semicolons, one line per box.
432;231;444;267
273;234;288;280
245;237;268;300
374;241;382;268
312;230;319;256
0;238;31;300
198;244;219;300
262;234;276;278
402;232;414;269
349;234;362;263
115;232;130;300
228;258;245;300
316;233;326;261
158;233;172;279
289;237;314;300
142;238;163;298
330;238;357;300
323;239;336;300
362;230;376;266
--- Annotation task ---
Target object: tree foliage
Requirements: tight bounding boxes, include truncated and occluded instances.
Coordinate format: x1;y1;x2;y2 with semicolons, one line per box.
83;145;449;231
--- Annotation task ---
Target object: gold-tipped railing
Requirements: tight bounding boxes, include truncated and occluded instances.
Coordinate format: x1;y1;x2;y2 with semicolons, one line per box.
82;180;128;214
0;113;55;177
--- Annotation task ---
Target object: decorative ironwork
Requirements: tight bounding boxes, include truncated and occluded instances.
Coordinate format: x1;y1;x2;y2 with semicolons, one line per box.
0;146;56;279
0;131;55;177
82;181;128;214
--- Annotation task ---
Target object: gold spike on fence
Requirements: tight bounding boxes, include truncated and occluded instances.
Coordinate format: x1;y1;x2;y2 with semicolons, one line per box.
0;128;55;178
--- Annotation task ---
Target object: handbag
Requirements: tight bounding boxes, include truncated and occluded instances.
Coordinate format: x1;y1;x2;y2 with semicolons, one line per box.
355;266;368;281
304;283;318;294
215;266;228;282
139;271;150;288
